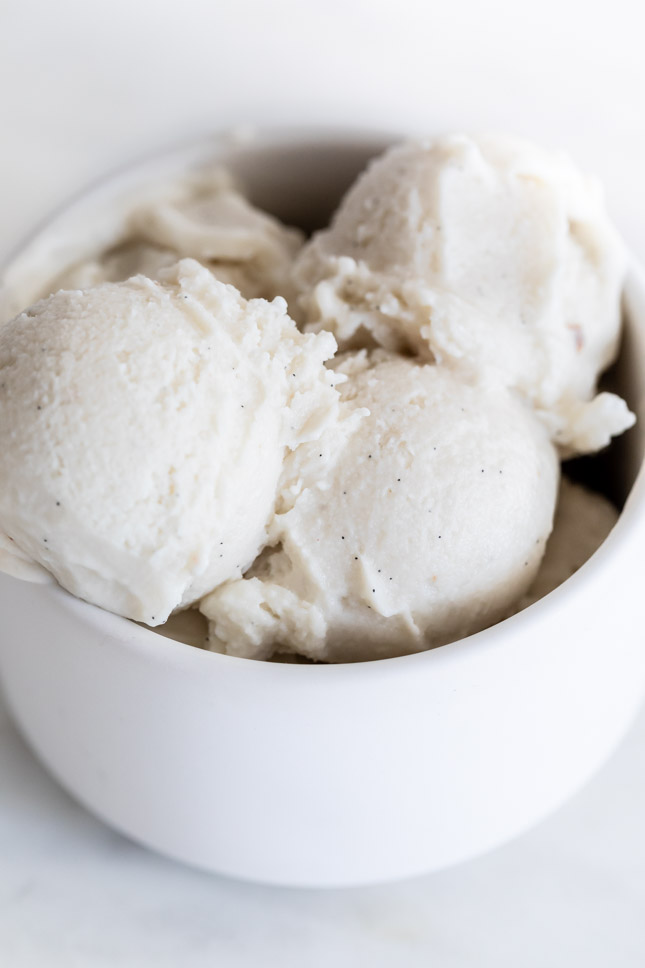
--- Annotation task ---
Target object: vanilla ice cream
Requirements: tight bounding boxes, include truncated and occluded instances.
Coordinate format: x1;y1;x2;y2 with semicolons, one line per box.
200;353;560;662
0;132;635;664
0;258;339;625
54;168;303;308
294;134;633;454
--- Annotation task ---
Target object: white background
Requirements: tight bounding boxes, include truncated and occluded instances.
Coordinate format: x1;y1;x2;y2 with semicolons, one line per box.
1;0;645;963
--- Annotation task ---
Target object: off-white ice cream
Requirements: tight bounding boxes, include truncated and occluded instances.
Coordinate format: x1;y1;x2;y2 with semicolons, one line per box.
0;134;634;663
54;169;303;308
0;258;339;625
201;353;560;662
294;134;633;454
157;476;619;656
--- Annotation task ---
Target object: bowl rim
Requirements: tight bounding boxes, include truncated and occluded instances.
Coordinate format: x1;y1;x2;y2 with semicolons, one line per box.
1;125;643;677
0;124;407;276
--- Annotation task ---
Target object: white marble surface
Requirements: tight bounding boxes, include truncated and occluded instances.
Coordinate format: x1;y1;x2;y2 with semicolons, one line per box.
2;690;645;967
1;0;645;962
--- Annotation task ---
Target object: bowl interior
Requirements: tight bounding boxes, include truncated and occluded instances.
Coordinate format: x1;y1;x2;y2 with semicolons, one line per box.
226;134;645;510
565;287;644;507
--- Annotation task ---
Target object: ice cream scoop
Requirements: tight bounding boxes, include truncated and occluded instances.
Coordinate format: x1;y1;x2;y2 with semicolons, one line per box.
294;134;633;454
0;258;339;625
54;168;303;308
200;353;560;662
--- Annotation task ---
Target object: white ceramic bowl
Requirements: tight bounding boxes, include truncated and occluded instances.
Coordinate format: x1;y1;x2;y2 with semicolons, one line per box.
1;130;644;888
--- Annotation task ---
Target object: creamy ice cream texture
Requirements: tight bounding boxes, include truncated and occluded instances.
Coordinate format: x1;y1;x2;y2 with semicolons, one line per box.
200;354;560;662
160;474;620;655
0;132;634;661
294;134;633;455
0;259;339;625
54;169;303;308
